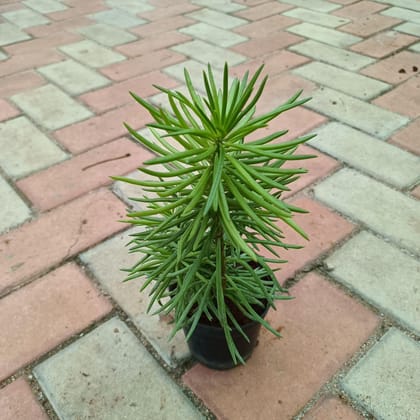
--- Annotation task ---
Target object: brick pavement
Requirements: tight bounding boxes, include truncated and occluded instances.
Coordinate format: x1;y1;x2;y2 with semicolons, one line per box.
0;0;419;419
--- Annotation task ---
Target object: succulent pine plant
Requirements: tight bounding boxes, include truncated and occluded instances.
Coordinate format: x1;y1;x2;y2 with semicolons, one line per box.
113;63;315;364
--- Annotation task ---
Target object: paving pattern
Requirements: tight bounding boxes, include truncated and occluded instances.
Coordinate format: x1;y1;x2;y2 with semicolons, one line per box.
0;0;419;419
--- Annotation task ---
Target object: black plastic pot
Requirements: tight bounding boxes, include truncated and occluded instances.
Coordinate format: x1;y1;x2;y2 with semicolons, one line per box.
184;304;269;370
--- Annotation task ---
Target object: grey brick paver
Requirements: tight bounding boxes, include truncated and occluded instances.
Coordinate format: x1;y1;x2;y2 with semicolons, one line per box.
0;116;67;177
80;230;190;366
281;0;340;12
294;62;390;99
289;40;375;71
187;8;247;29
342;328;420;419
312;122;420;188
0;176;31;234
2;9;50;28
381;7;420;24
327;231;420;334
287;23;362;47
38;60;111;95
23;0;67;13
172;40;246;69
106;0;154;14
180;23;247;47
0;23;31;46
192;0;245;13
59;40;126;68
314;168;420;254
77;23;138;47
306;87;409;138
164;59;223;90
90;9;146;28
12;85;93;131
283;7;350;28
395;22;420;36
374;0;420;12
34;318;202;420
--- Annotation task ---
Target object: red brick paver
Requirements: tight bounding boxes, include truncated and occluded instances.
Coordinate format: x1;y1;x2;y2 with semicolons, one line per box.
183;273;379;420
0;263;111;381
0;378;48;420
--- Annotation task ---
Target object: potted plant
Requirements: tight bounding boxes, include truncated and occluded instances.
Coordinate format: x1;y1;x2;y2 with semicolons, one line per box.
112;63;315;369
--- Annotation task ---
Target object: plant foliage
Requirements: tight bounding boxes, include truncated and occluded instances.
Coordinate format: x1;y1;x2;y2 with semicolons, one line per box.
113;63;315;364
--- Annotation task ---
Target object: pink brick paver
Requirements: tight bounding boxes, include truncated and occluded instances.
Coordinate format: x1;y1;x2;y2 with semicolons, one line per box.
16;138;152;211
361;51;420;84
0;263;112;381
390;118;420;155
0;71;45;98
0;378;48;420
305;396;362;420
0;189;126;294
80;70;179;112
116;31;192;57
0;99;19;122
183;273;379;420
100;49;186;82
411;186;420;200
266;197;355;281
373;75;420;118
350;30;418;58
54;103;151;153
1;1;419;418
332;1;388;18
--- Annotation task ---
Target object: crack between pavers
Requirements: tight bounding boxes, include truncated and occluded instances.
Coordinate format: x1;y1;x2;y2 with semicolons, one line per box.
81;153;131;171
